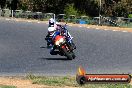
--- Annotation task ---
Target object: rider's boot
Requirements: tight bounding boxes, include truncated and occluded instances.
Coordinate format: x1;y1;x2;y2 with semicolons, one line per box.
50;46;58;55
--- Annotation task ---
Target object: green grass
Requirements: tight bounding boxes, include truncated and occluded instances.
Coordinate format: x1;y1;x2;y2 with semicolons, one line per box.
27;74;77;87
0;85;16;88
119;22;132;28
26;74;132;88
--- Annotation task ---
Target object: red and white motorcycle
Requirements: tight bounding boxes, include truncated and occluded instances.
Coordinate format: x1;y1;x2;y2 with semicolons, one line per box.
53;34;76;60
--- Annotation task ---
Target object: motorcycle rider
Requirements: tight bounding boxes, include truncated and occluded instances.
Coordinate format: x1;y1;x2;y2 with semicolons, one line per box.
45;18;76;55
45;18;57;46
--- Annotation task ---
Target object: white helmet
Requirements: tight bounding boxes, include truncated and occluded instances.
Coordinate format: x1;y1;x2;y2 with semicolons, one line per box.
48;27;56;32
49;18;55;27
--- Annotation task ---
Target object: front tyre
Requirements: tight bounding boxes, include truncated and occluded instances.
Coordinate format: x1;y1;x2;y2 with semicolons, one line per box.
71;52;76;59
62;48;73;60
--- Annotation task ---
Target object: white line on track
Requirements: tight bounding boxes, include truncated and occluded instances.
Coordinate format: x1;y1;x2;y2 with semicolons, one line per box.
16;19;20;22
5;18;10;21
103;29;129;33
28;21;31;22
96;28;99;29
122;31;128;32
79;26;82;27
69;25;72;26
104;29;109;30
87;27;90;28
112;30;119;32
37;22;40;23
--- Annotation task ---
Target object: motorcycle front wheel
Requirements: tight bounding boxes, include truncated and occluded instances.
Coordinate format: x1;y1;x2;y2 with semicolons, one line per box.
61;48;73;60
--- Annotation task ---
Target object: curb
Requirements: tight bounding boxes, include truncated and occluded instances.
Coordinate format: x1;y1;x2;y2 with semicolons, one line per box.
1;17;132;33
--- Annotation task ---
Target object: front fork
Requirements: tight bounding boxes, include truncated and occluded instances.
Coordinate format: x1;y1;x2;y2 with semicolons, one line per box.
50;45;65;56
50;42;73;55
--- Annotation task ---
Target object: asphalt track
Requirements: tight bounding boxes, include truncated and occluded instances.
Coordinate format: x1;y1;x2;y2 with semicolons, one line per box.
0;18;132;76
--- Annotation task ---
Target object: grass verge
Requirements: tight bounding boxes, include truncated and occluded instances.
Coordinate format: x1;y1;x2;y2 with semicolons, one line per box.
27;74;132;88
0;85;16;88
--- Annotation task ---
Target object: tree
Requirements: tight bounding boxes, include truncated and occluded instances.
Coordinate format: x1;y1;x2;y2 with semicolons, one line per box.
11;0;18;10
6;0;132;17
0;0;6;9
74;0;99;16
102;0;131;17
64;3;78;16
6;0;11;9
44;0;73;14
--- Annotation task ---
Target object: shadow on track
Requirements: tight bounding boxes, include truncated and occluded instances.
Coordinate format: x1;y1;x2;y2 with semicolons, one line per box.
42;57;71;61
40;46;52;49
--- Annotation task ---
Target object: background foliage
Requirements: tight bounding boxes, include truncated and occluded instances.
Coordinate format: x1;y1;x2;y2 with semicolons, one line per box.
0;0;131;17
